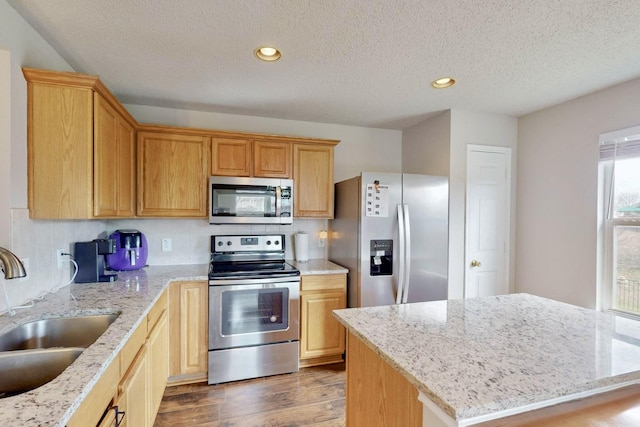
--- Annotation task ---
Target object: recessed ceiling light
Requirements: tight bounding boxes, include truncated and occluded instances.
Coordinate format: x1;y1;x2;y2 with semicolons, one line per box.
431;77;456;89
254;46;281;62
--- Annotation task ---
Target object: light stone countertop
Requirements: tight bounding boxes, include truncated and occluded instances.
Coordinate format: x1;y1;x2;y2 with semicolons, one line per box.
288;259;348;275
0;264;208;427
333;293;640;422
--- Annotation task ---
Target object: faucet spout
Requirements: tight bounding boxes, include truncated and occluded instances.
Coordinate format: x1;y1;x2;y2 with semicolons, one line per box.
0;247;26;279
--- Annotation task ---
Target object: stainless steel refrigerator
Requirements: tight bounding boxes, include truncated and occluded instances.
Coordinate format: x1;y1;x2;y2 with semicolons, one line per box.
329;172;448;307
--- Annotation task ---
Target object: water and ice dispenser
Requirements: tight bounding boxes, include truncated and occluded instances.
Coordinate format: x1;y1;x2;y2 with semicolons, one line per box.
370;239;393;276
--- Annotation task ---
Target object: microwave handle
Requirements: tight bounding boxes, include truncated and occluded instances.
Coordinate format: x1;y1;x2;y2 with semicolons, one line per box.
275;186;282;218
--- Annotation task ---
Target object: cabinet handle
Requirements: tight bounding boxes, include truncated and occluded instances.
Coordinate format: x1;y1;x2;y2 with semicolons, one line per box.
113;405;126;427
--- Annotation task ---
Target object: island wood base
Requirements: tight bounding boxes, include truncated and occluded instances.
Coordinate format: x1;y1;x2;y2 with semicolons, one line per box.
346;332;422;427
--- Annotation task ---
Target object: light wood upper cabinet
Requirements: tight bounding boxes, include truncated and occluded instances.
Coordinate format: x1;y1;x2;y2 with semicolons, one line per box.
299;274;346;367
23;68;137;219
253;140;292;178
168;280;208;385
211;137;252;176
94;93;135;217
137;129;210;217
211;138;292;178
293;144;335;218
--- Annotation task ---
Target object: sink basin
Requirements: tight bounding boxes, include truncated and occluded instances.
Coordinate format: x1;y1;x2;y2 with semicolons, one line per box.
0;313;120;351
0;313;120;397
0;347;84;396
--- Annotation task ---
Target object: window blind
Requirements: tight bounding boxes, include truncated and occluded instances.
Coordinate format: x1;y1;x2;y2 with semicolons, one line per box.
600;125;640;161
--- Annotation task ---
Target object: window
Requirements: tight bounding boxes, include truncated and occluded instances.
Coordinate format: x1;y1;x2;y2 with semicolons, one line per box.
599;126;640;315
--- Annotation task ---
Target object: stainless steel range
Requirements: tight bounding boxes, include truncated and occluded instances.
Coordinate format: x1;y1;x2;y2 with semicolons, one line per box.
208;234;300;384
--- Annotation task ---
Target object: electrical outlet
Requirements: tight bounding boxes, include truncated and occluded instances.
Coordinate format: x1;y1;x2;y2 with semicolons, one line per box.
318;237;326;248
56;249;64;269
161;238;172;252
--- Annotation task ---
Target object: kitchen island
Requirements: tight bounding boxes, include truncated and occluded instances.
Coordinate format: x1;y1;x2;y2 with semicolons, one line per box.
333;293;640;426
0;264;208;427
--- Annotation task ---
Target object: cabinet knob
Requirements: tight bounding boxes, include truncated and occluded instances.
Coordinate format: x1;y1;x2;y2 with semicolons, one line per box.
470;260;481;268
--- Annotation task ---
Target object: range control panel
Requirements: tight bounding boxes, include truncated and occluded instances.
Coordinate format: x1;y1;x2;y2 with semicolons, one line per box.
212;234;284;253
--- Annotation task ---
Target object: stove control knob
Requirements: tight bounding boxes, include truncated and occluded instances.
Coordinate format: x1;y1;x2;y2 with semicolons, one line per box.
217;241;223;246
274;240;280;245
266;240;272;245
226;241;232;246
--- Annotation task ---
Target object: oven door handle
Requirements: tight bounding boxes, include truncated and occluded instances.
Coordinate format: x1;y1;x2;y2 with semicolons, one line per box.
209;276;300;286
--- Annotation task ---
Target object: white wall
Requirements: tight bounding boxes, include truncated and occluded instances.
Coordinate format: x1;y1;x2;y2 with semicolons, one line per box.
0;49;10;247
517;77;640;309
401;109;517;300
402;111;451;176
449;110;518;299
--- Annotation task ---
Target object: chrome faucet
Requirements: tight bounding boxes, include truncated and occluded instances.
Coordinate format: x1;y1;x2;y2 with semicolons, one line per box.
0;247;26;279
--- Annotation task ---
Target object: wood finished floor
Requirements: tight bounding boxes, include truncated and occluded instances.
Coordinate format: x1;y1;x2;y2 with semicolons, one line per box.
154;363;345;427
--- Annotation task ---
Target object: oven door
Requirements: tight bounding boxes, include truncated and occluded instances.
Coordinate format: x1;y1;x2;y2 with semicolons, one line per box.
208;276;300;350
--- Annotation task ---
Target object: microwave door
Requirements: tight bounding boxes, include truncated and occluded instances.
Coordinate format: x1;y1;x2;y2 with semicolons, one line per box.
209;177;293;225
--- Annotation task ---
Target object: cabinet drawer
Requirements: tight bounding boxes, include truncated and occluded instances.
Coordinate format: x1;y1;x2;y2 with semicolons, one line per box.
301;274;346;292
148;290;167;331
120;320;146;377
66;357;120;427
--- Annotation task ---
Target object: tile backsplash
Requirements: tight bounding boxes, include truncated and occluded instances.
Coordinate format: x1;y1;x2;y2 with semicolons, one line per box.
2;208;327;313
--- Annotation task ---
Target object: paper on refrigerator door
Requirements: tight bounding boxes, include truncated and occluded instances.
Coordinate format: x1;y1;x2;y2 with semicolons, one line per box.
365;184;390;217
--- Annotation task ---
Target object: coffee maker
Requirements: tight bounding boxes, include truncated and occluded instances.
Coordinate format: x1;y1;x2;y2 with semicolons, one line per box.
106;229;148;271
74;239;118;283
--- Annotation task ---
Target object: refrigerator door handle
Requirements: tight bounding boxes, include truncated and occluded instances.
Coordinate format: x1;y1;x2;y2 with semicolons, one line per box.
396;204;405;304
402;204;411;304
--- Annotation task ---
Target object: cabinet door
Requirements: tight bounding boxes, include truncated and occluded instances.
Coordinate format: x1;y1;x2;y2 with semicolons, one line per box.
211;137;251;176
119;346;149;427
300;290;346;360
115;116;136;216
346;332;422;427
94;94;135;217
253;140;292;178
137;132;210;217
293;144;334;218
27;83;94;219
147;312;169;426
169;281;208;384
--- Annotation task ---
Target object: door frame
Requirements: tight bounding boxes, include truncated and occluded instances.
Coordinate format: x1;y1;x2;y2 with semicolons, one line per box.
464;144;512;298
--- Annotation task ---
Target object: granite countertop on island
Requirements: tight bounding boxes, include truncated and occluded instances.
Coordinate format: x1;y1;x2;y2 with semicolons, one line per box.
0;264;208;427
333;293;640;424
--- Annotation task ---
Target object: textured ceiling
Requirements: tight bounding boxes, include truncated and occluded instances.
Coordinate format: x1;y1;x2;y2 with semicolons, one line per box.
8;0;640;129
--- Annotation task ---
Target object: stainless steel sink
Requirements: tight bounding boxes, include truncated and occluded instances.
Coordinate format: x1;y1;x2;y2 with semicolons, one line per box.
0;313;120;351
0;348;84;396
0;313;120;397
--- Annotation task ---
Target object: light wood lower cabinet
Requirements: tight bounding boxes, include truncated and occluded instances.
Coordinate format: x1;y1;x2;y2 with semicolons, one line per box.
299;274;346;367
67;290;168;427
346;332;422;427
118;345;148;427
168;280;208;385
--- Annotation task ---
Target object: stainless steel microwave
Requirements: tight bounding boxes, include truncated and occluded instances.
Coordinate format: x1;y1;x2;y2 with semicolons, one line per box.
209;176;293;224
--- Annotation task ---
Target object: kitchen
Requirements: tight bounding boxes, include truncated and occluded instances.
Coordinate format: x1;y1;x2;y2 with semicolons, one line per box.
2;1;640;426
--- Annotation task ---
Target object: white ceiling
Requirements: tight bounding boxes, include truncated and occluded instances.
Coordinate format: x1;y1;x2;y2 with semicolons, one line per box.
8;0;640;129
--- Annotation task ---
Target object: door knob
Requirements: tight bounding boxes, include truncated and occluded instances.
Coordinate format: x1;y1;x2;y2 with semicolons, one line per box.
470;260;481;268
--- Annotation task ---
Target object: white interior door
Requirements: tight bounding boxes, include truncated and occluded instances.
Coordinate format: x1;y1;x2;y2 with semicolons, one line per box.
465;145;511;298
